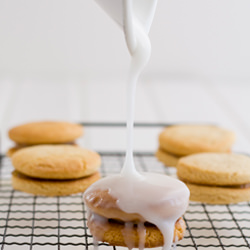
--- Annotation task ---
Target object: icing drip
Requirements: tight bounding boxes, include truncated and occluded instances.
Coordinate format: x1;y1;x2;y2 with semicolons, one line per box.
85;1;190;249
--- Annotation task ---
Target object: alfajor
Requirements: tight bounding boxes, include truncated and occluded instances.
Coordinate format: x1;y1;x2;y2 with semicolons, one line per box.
156;125;235;167
11;145;101;196
83;173;189;249
177;153;250;204
84;189;186;248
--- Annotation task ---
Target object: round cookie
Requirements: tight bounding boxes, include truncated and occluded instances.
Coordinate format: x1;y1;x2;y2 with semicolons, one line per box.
84;181;188;248
186;182;250;204
177;153;250;204
12;171;101;196
12;145;101;179
159;125;235;156
9;121;83;145
88;216;185;248
177;153;250;186
155;148;180;167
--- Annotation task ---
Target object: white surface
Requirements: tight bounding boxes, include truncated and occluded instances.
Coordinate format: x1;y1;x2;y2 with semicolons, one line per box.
0;0;250;79
0;78;250;154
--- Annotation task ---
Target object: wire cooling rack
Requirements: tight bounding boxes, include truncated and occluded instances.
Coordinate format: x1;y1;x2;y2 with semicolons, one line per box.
0;123;250;250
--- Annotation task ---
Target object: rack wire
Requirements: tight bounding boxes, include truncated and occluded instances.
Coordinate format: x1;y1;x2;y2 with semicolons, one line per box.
0;123;250;249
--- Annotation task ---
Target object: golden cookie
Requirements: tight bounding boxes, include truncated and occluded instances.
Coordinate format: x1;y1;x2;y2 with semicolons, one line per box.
9;121;83;145
155;148;180;167
88;216;185;248
12;171;100;196
177;153;250;186
84;177;188;247
159;125;235;156
186;182;250;204
177;153;250;204
12;145;101;180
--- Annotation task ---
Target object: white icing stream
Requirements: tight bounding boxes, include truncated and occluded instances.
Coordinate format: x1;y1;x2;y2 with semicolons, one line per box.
122;0;153;177
85;1;190;249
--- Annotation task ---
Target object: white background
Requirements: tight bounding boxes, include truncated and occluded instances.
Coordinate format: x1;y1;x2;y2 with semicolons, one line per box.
0;0;250;79
0;0;250;153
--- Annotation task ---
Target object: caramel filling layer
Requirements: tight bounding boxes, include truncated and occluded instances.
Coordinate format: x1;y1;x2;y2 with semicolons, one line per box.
159;148;181;158
12;170;94;182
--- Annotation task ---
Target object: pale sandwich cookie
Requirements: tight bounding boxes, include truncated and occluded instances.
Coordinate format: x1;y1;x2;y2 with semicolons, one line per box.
177;153;250;204
11;145;101;196
84;183;187;248
157;125;235;167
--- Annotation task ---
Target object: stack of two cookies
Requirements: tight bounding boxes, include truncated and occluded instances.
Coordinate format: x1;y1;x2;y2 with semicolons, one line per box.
177;153;250;204
156;125;235;167
84;189;186;248
12;145;101;196
8;121;101;196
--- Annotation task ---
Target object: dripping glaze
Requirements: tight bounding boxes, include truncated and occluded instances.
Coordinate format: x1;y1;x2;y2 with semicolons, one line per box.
84;1;190;249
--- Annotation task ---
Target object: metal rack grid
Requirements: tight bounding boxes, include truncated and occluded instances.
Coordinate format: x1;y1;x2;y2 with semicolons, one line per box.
0;124;250;249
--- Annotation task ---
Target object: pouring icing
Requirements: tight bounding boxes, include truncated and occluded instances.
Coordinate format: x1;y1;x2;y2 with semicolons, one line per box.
84;1;190;249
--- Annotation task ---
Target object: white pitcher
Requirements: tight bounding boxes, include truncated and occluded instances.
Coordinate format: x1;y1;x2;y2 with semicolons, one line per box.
94;0;158;34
